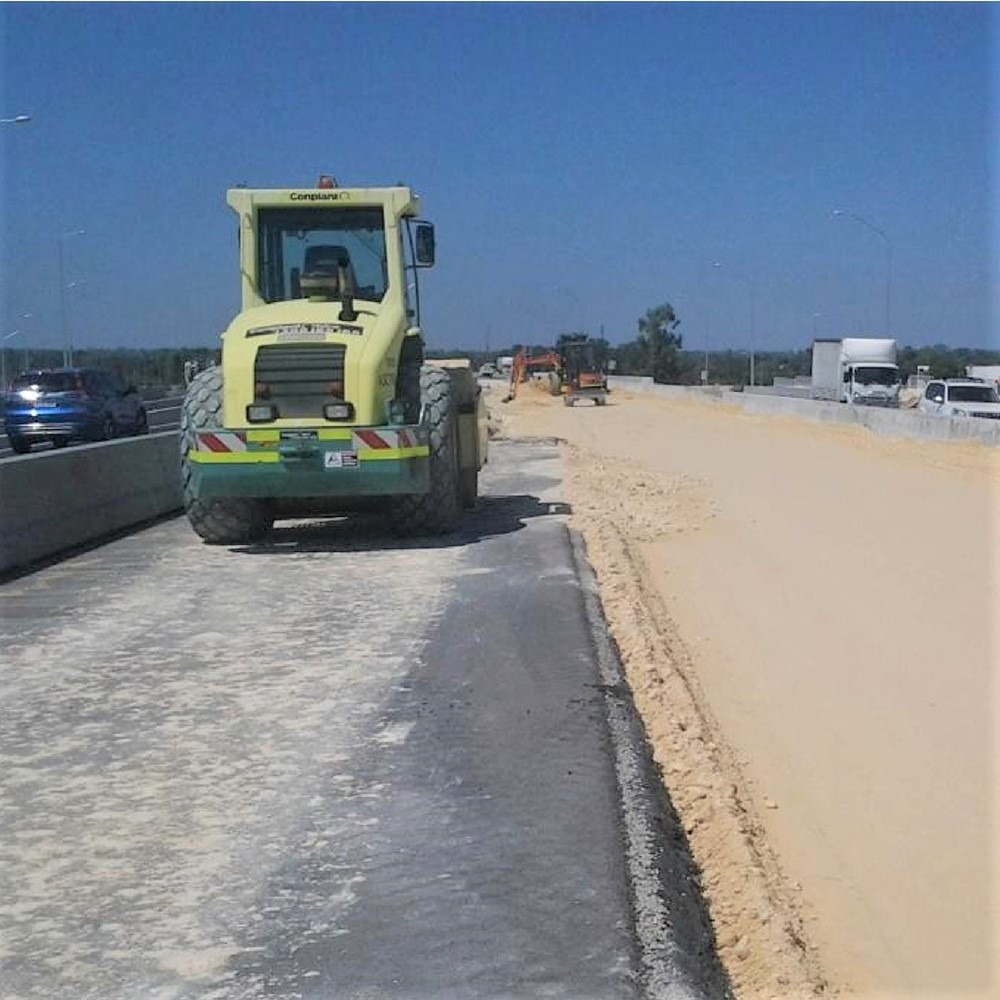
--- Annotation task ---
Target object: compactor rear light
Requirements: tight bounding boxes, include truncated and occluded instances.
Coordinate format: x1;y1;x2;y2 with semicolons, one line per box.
323;402;354;421
247;403;277;422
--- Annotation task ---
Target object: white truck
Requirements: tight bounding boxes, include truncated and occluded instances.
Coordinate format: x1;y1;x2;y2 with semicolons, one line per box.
965;365;1000;390
811;337;901;406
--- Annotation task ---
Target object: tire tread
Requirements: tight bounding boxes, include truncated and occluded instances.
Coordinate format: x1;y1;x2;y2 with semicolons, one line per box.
390;365;462;535
180;368;272;544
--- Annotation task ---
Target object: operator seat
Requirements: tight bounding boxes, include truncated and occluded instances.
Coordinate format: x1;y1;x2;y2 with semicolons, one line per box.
299;245;357;298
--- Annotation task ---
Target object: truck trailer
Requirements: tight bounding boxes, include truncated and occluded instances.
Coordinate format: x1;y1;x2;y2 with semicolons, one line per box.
811;338;901;406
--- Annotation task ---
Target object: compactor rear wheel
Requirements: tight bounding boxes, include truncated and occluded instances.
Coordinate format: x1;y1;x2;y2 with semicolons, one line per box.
180;367;273;544
390;365;462;535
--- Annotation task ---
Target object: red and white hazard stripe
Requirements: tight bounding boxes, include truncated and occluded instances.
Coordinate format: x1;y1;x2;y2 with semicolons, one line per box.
351;429;417;450
353;429;392;451
195;431;247;452
194;429;420;452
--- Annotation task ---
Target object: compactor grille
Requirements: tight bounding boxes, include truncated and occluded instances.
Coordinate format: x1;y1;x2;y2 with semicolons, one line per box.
254;343;347;418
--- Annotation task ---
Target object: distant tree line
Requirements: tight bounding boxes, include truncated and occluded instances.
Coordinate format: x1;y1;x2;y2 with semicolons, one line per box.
604;306;1000;385
5;335;998;394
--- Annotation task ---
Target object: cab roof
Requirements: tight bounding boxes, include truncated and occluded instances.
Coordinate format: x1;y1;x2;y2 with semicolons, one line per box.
227;184;421;219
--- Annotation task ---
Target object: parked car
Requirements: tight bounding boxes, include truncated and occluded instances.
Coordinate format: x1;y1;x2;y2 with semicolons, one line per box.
917;379;1000;420
477;363;500;380
3;368;149;453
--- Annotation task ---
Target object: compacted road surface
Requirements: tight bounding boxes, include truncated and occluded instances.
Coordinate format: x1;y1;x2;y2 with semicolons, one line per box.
0;440;725;1000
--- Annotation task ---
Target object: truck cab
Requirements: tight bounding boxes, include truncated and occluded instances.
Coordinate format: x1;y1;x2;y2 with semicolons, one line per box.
812;337;901;407
841;362;901;406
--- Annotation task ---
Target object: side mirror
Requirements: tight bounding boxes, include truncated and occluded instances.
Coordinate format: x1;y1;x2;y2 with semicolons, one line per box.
415;223;436;266
932;395;944;404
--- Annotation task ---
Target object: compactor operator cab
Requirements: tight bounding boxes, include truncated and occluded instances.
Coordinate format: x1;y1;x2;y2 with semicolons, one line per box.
240;176;436;326
295;245;356;299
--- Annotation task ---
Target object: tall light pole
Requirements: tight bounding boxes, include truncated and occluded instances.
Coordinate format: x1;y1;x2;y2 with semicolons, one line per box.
832;209;892;337
2;331;19;390
58;229;86;366
703;262;722;384
2;313;32;389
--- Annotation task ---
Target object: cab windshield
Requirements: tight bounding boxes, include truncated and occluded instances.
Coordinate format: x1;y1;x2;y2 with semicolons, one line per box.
853;366;899;386
257;207;388;304
949;385;998;403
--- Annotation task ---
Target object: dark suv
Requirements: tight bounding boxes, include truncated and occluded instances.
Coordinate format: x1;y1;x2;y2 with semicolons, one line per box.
3;368;149;454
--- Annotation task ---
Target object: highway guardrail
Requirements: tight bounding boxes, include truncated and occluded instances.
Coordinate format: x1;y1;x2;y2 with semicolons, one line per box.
1;431;182;575
609;377;1000;446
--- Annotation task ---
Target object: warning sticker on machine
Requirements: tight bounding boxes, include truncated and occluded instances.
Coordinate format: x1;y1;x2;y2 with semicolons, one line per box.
324;450;359;469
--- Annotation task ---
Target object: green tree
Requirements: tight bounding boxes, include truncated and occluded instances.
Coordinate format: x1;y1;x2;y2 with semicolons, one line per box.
638;303;683;383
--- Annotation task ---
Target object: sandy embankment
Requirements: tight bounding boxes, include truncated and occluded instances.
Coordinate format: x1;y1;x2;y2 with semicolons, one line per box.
494;383;1000;1000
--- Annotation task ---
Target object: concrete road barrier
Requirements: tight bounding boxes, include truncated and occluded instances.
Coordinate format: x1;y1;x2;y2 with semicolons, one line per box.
0;432;182;574
610;377;1000;446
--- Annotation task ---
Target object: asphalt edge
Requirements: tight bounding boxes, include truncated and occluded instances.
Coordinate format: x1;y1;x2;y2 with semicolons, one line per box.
568;526;734;1000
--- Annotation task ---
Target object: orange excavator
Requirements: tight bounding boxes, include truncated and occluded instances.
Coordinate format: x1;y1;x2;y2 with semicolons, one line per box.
503;339;608;406
502;349;561;402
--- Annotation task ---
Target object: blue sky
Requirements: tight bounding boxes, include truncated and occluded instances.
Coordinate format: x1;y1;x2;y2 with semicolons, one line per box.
1;3;995;354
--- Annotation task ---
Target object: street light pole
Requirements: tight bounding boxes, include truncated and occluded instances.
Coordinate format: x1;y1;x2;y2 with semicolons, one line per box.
2;332;19;389
58;229;85;366
59;242;68;366
2;312;32;387
704;262;723;384
832;209;892;337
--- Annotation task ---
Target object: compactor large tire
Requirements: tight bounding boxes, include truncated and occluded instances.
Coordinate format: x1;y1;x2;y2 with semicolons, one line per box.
180;367;273;544
390;365;462;536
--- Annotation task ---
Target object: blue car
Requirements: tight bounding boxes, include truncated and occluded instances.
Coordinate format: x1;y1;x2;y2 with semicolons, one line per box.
3;367;149;454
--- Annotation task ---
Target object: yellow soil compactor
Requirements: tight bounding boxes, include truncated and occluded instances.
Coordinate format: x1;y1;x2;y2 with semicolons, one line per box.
180;176;486;543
